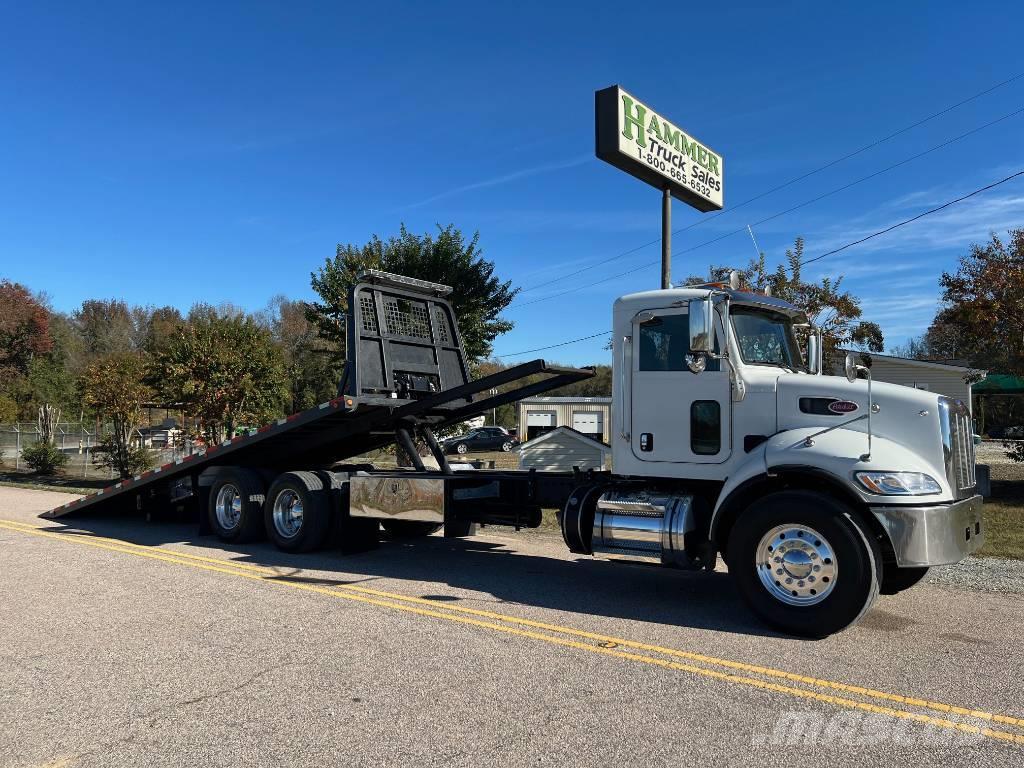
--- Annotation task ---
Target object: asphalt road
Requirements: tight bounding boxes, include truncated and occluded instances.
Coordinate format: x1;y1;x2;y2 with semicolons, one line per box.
1;485;1023;767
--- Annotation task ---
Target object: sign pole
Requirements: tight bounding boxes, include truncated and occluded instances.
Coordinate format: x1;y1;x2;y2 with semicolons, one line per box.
661;188;671;289
595;85;724;289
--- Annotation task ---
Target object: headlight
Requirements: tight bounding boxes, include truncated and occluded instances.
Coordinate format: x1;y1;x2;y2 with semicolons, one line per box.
855;471;942;495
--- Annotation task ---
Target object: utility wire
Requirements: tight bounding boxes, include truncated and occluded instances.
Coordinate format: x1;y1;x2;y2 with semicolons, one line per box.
507;105;1024;310
497;169;1024;358
798;169;1024;266
499;330;613;358
516;71;1024;294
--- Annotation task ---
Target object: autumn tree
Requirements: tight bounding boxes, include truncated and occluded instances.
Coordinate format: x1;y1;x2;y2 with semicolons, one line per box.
309;224;517;362
154;309;288;442
0;280;52;378
688;237;884;364
81;353;153;477
937;229;1024;375
934;229;1024;461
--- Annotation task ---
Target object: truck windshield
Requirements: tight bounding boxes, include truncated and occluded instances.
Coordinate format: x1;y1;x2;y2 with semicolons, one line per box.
731;306;804;371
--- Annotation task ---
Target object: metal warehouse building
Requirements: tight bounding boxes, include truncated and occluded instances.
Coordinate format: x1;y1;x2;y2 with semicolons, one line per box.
834;350;985;407
516;397;611;444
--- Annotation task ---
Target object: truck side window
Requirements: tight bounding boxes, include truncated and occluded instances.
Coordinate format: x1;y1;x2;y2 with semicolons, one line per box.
691;401;720;455
638;314;719;371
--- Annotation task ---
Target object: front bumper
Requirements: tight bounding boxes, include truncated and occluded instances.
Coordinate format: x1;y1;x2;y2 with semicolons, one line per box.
870;495;984;567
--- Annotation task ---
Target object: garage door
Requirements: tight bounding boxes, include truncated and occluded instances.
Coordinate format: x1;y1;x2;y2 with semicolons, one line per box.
526;411;557;440
572;412;603;440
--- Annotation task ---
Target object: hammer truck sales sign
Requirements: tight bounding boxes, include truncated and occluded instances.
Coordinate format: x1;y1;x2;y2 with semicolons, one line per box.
595;85;724;211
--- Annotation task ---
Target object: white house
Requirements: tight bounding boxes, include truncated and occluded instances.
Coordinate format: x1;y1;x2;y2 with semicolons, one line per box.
834;350;985;408
517;427;610;472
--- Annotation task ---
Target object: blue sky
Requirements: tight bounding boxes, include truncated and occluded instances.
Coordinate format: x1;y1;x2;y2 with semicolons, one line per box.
2;0;1023;365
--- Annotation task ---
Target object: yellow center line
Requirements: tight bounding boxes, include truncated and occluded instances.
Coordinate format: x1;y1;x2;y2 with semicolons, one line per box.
8;518;1023;731
2;518;1022;745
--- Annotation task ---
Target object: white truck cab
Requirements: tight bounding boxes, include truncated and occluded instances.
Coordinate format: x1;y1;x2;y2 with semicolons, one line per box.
561;283;983;635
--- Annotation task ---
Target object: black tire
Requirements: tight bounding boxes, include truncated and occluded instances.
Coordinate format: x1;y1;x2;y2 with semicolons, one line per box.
381;520;443;539
264;471;332;553
208;468;265;543
455;443;468;454
501;440;514;452
726;490;881;637
880;565;929;595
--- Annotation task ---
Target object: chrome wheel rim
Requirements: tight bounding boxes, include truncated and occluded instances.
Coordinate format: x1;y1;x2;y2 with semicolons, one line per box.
756;524;837;606
272;490;304;539
502;441;513;451
457;444;467;454
215;484;242;530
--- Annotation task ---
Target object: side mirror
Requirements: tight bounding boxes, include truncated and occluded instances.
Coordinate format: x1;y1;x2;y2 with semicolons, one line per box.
844;351;858;383
807;333;822;375
688;298;715;353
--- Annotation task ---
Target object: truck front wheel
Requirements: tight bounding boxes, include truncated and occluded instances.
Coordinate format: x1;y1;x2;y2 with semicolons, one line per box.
727;491;880;637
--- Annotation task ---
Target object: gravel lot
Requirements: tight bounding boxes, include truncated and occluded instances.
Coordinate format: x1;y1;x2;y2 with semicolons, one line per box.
926;555;1024;594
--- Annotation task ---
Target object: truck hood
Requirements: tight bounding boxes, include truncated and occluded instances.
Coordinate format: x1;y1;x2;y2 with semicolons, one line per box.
771;373;952;499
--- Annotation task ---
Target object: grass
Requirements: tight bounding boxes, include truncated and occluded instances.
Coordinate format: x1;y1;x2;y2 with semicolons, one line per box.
978;499;1024;559
0;479;97;495
0;464;110;496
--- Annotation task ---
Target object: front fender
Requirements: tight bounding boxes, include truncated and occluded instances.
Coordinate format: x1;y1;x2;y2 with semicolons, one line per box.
712;443;769;520
764;427;954;505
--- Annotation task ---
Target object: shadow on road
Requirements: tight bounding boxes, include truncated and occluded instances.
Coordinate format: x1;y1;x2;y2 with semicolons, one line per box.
38;510;782;639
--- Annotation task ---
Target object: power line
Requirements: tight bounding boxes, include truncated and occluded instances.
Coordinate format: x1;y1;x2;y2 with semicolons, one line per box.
499;330;612;358
497;169;1024;359
507;104;1024;310
515;71;1024;294
799;169;1024;266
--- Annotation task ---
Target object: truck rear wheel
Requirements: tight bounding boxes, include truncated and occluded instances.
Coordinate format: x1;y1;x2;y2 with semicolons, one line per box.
208;469;265;543
727;490;880;637
880;565;929;595
265;471;332;553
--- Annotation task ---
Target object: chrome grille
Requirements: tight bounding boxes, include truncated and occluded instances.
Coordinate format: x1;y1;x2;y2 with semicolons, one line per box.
939;398;976;496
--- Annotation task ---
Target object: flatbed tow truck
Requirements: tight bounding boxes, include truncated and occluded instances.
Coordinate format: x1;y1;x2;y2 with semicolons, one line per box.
43;270;983;636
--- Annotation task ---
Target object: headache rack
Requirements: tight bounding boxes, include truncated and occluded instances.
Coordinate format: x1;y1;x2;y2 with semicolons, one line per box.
44;271;594;519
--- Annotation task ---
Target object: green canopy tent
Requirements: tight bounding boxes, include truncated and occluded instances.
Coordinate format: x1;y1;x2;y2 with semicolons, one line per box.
974;375;1024;395
974;375;1024;435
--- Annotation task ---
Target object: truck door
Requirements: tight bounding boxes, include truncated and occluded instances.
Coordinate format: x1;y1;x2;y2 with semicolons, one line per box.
630;307;731;464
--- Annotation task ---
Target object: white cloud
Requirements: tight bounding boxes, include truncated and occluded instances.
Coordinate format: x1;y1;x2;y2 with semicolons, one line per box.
404;155;591;209
804;182;1024;259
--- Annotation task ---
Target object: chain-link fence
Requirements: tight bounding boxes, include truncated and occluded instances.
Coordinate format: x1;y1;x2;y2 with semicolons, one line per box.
0;422;202;478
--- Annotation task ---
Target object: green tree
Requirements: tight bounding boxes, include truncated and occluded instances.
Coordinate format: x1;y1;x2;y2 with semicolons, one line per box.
81;353;153;478
73;299;138;359
261;295;339;412
142;306;185;356
309;224;517;362
154;309;288;442
689;237;884;363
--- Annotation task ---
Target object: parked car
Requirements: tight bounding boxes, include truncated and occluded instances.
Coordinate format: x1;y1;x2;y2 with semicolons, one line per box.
443;427;518;454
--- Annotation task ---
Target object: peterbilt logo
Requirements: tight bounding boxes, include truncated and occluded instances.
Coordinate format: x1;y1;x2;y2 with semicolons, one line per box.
828;400;859;414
